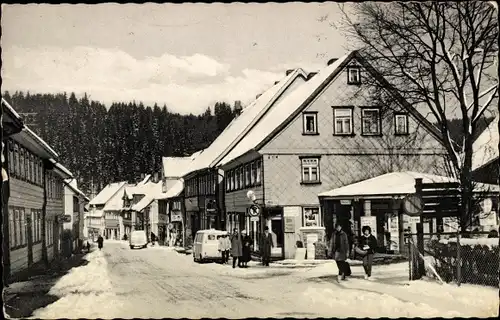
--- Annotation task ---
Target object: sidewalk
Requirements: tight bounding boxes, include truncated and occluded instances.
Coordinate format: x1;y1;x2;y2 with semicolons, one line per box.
4;249;93;319
273;253;407;267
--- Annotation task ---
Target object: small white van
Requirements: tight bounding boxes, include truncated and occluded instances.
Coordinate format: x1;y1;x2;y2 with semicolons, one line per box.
129;230;148;249
193;229;228;263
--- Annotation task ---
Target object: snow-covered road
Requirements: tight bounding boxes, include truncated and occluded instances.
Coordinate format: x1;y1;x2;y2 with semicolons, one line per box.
30;241;499;319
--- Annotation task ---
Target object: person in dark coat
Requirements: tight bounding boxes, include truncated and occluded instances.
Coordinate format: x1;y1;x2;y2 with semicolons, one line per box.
97;235;104;251
230;228;243;268
151;232;156;246
241;232;252;267
261;226;274;266
357;226;378;280
329;224;350;281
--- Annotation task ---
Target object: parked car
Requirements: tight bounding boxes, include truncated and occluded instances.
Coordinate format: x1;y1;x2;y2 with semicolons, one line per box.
193;229;228;263
129;230;148;249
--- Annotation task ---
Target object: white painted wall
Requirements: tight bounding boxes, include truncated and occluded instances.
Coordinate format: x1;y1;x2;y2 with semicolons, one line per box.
63;185;74;231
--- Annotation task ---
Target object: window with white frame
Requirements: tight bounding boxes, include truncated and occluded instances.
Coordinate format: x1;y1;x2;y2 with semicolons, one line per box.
303;207;321;227
256;160;262;184
361;108;381;135
302;112;318;134
230;170;235;191
245;164;251;187
347;67;361;84
301;158;320;183
333;108;353;135
395;113;409;135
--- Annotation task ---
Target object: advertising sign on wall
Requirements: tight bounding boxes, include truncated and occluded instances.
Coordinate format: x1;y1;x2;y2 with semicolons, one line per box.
360;216;377;236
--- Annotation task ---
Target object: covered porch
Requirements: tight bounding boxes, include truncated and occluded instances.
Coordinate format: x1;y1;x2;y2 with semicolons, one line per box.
319;171;499;255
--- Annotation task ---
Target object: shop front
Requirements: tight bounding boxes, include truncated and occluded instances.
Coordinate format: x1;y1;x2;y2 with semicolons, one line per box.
169;211;184;246
157;213;167;245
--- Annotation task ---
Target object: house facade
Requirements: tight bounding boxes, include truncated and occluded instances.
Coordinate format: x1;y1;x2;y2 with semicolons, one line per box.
216;51;449;260
87;181;127;240
182;69;309;241
2;98;73;279
63;178;89;252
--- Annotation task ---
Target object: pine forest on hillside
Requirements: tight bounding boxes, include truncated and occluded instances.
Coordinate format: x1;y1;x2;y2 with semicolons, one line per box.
2;90;494;197
3;91;242;195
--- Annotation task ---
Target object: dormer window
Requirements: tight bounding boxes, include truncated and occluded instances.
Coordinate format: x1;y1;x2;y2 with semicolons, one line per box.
302;112;318;135
347;67;361;85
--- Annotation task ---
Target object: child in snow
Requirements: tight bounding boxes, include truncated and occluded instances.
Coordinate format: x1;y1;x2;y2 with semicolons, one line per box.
357;226;378;280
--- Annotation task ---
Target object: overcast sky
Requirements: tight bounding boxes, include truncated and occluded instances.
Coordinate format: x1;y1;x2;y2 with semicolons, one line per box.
1;3;351;114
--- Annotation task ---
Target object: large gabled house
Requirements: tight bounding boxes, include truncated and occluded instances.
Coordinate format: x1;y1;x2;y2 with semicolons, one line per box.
215;51;449;260
87;181;127;239
182;69;310;242
2;98;73;280
159;154;199;246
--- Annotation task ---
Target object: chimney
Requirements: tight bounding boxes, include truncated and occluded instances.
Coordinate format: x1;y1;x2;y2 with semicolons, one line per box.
286;69;294;76
307;72;318;80
233;100;243;116
327;58;338;66
256;93;262;99
274;81;280;85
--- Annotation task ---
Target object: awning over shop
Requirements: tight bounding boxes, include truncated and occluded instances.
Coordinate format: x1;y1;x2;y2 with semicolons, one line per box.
318;171;499;200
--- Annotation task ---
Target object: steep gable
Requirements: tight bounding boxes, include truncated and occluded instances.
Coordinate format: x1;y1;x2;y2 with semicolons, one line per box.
187;68;308;174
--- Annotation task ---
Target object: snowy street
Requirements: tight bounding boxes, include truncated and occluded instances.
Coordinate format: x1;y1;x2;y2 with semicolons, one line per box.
26;242;498;319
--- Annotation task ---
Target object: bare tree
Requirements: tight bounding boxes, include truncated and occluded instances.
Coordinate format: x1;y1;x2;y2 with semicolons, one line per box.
339;1;499;231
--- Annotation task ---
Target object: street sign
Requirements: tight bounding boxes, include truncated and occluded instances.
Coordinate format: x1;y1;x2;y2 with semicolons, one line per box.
248;204;260;217
403;194;424;216
250;216;259;222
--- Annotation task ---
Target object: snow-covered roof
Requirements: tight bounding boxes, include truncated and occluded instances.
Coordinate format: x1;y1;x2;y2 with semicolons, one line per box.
318;171;498;199
217;55;350;166
2;98;23;120
89;181;127;205
187;69;308;174
130;181;163;211
24;126;59;159
138;174;152;185
162;157;197;179
64;178;90;201
49;159;73;179
472;115;499;171
155;179;184;200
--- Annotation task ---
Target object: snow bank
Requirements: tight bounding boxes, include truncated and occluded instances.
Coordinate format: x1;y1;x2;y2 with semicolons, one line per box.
31;250;125;319
439;238;499;247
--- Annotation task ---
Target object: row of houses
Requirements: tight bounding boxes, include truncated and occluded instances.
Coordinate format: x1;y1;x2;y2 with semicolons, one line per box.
91;50;499;260
1;98;89;281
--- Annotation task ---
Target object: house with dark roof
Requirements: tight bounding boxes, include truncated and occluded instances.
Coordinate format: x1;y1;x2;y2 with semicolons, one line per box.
2;98;74;280
181;69;310;243
214;51;449;260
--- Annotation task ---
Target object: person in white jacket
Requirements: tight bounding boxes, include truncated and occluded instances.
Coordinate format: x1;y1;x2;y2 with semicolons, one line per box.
223;234;231;264
218;235;226;263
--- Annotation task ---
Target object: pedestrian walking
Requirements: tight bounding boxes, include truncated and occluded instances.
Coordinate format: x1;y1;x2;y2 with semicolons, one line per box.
329;223;350;281
261;226;273;267
230;228;243;268
223;234;231;264
217;235;226;263
151;232;156;246
357;226;378;280
97;235;104;251
242;232;252;268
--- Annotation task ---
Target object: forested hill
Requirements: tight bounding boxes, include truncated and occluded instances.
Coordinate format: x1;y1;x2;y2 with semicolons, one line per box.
3;91;242;195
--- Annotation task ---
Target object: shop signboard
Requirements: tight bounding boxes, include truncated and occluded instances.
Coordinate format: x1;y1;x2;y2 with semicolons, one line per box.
360;216;377;236
171;214;182;222
284;216;295;233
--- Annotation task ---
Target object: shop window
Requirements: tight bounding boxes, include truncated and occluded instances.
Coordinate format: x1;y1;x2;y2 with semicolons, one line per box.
303;207;321;227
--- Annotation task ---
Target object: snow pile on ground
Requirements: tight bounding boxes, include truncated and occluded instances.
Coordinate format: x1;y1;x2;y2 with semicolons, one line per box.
31;250;124;319
439;238;499;247
403;280;499;316
302;286;463;318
